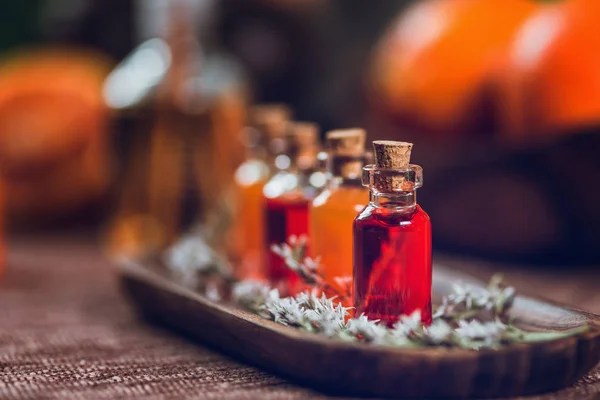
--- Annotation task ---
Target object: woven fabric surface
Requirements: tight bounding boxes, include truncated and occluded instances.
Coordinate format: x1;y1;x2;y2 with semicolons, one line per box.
1;234;600;399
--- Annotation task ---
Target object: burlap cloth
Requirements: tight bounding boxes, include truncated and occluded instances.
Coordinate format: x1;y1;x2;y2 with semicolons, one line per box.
1;234;600;399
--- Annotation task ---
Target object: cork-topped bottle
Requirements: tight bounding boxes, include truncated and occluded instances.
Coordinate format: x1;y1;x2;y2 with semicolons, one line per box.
263;122;320;293
0;178;4;278
353;141;432;326
310;129;369;301
230;104;291;279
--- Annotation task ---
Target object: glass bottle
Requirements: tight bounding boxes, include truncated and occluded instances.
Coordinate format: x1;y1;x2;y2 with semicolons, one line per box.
0;178;4;278
263;122;320;293
353;141;432;326
230;104;291;279
105;0;248;258
310;128;369;302
104;0;207;256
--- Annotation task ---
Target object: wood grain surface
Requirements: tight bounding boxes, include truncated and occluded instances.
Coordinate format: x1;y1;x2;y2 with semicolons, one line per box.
120;259;600;399
4;233;600;399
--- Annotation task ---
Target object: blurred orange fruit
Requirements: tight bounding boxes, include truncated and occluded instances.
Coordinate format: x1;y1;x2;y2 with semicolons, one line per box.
0;48;114;222
498;0;600;138
368;0;538;136
0;48;111;175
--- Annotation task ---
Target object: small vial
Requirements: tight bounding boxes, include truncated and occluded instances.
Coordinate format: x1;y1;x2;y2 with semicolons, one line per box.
264;122;320;293
310;129;369;302
230;104;291;279
353;141;432;326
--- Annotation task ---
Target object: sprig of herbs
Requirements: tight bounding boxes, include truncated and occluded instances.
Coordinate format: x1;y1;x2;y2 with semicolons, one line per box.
271;235;352;303
164;235;587;350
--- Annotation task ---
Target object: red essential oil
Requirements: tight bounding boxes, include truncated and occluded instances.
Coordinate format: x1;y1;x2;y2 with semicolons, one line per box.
265;196;309;286
353;205;432;326
263;122;320;293
353;140;432;327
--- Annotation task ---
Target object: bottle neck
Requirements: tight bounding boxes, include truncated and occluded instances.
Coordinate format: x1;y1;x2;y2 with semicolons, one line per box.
329;176;363;189
362;164;423;212
329;154;365;189
245;144;267;163
370;190;417;212
268;136;293;172
296;147;317;173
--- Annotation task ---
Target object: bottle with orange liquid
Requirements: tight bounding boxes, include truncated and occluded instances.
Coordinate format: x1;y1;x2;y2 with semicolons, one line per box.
230;104;291;279
263;122;320;293
0;178;4;277
310;129;369;302
354;141;432;327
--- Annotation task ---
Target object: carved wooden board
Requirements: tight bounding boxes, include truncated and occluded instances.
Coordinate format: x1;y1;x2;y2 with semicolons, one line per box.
119;260;600;399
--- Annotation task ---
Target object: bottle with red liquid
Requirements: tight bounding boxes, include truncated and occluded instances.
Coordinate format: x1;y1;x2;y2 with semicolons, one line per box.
230;104;291;279
353;141;432;326
263;122;320;293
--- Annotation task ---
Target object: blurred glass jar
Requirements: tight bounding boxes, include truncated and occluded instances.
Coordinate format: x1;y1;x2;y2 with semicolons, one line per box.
105;2;248;259
0;178;4;277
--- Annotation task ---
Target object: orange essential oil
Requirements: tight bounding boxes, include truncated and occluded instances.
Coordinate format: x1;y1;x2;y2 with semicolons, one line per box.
310;129;369;302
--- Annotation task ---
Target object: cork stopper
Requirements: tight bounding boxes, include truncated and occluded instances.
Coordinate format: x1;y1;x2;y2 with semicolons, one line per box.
249;104;292;138
292;122;319;148
373;140;413;169
292;122;319;170
326;128;366;156
372;140;414;191
326;128;367;179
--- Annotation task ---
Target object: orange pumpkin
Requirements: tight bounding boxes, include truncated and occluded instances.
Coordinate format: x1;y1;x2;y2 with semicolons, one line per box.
0;48;114;221
368;0;538;136
498;0;600;138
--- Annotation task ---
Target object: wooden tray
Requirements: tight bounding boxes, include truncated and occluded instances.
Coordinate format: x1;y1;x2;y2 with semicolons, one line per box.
119;259;600;399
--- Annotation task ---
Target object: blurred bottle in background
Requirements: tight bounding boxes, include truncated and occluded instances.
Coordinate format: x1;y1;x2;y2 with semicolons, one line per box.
263;122;320;293
229;104;291;279
105;0;248;258
310;128;369;300
0;179;4;276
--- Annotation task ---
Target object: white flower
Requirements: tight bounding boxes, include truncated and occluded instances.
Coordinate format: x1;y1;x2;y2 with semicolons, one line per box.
264;297;306;326
270;243;301;271
436;277;516;321
455;319;507;347
163;236;215;287
205;281;221;302
270;243;293;259
302;257;321;273
290;291;349;337
295;291;321;310
392;310;422;336
346;314;388;344
432;297;449;319
425;320;453;344
305;307;346;337
266;289;281;305
288;234;308;248
232;280;271;309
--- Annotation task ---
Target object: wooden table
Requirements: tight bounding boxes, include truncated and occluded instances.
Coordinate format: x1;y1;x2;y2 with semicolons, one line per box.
1;233;599;399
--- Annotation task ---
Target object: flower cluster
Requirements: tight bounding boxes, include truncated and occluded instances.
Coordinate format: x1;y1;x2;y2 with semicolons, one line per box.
234;281;585;349
433;275;516;321
163;235;233;290
271;235;351;302
164;235;587;350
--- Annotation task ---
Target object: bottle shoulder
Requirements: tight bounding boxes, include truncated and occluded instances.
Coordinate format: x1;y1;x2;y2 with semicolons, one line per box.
235;159;270;187
313;186;367;206
264;170;318;203
355;204;430;227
